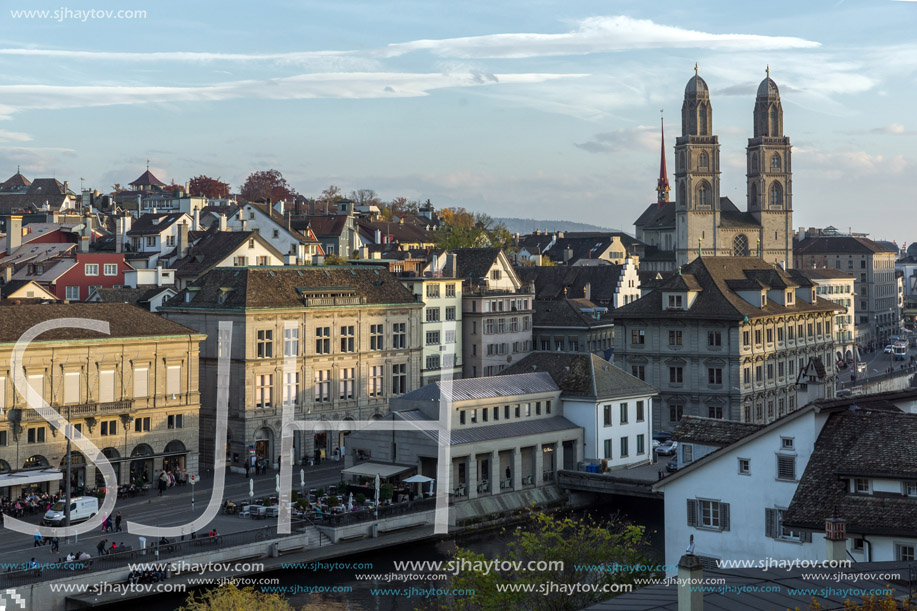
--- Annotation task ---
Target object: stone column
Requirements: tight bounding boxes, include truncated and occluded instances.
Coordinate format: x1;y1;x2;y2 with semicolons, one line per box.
556;441;565;472
467;455;478;499
513;448;522;491
534;443;544;486
491;450;500;495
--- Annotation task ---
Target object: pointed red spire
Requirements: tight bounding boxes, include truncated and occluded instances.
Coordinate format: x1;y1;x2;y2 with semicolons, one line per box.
656;113;670;206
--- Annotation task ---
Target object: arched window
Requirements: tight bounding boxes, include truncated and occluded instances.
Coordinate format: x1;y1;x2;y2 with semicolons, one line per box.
733;234;749;257
678;182;687;207
769;107;778;136
698;151;709;168
750;182;759;207
769;182;783;207
770;153;781;171
679;152;686;171
697;182;711;207
698;103;708;135
751;153;758;171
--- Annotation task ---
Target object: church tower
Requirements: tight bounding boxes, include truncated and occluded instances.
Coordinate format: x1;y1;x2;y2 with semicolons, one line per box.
656;115;670;205
675;66;721;266
747;67;793;267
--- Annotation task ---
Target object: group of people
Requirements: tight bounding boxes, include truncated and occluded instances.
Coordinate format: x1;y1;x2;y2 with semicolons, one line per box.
127;565;166;584
244;459;270;477
157;468;188;496
100;512;123;533
2;490;62;518
95;539;127;556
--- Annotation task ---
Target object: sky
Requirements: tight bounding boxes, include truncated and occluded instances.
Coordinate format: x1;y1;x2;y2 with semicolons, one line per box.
1;0;916;241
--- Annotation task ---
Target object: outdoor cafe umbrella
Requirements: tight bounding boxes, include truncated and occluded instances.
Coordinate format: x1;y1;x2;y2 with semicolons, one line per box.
374;473;380;506
403;474;433;498
347;492;354;511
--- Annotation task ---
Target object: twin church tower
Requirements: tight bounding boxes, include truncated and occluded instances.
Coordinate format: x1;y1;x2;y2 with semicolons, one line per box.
634;67;793;270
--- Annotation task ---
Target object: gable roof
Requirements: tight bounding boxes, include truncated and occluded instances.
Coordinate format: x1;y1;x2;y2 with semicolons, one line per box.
0;279;58;300
130;169;166;187
671;416;764;447
240;202;319;244
453;248;502;280
292;215;349;238
782;410;917;536
796;236;898;256
500;353;657;400
89;286;174;307
611;256;838;321
1;172;30;189
170;230;284;278
514;265;624;304
532;298;611;329
634;201;675;230
164;266;419;310
127;212;188;236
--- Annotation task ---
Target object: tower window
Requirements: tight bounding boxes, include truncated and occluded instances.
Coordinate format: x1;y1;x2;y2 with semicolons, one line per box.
733;234;749;257
697;182;711;206
698;103;708;135
769;182;783;207
771;153;781;171
769;106;779;136
698;151;709;168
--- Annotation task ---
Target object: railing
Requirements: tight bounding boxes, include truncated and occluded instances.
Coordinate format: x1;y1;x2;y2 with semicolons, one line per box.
0;522;307;589
303;296;365;307
837;363;917;390
12;400;134;422
542;471;555;483
310;496;440;528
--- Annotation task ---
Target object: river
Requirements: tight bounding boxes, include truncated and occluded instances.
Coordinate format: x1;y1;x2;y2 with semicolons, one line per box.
134;495;663;610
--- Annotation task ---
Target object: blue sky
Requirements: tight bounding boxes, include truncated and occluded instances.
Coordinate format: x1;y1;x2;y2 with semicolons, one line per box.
1;0;916;241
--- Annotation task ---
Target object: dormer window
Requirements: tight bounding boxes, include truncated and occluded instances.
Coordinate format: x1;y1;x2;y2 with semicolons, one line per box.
786;291;793;304
668;294;683;309
854;478;870;494
904;481;917;497
761;293;767;307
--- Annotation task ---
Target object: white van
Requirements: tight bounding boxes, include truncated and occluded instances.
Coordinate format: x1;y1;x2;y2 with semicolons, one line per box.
42;496;99;526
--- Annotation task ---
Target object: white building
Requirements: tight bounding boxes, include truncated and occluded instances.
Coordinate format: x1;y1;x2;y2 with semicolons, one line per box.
789;268;856;363
655;390;917;573
227;202;323;264
503;353;658;468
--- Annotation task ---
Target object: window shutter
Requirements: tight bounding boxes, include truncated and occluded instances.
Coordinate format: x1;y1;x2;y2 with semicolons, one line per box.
687;499;697;527
720;502;730;531
777;455;796;480
799;529;812;543
765;508;778;538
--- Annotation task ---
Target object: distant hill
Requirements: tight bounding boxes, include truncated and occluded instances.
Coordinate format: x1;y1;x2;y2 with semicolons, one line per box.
495;217;622;235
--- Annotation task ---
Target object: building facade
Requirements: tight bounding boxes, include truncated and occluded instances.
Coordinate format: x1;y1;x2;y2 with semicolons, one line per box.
161;267;423;471
0;303;203;497
611;257;839;431
795;236;899;347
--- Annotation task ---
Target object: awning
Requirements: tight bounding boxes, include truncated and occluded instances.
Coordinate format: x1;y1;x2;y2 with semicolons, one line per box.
341;463;413;479
0;469;63;487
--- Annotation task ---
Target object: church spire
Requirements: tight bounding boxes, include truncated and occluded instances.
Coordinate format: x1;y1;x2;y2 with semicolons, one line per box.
656;112;670;206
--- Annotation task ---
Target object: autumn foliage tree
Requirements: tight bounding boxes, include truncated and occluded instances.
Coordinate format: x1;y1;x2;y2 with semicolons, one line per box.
433;208;514;251
240;169;296;204
188;175;230;198
179;583;293;611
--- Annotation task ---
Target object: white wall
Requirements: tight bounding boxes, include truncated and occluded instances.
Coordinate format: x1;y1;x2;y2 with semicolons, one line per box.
563;394;653;468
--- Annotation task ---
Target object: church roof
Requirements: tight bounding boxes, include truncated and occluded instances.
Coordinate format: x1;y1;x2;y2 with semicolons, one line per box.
757;76;780;99
685;73;709;98
130;169;166;187
634;201;675;230
1;171;30;189
718;209;761;229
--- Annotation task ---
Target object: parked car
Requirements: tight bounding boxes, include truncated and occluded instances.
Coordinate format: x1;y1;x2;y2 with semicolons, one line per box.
655;440;678;456
884;345;893;353
666;459;679;472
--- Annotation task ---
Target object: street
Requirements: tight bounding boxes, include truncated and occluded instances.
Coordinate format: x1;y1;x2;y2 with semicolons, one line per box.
0;462;344;568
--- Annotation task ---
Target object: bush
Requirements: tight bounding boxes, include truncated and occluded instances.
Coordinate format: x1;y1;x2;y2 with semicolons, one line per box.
327;495;339;507
336;481;347;495
316;488;324;498
380;483;394;502
355;493;366;505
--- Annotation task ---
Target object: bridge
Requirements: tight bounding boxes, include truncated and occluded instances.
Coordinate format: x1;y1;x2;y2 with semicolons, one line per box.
557;464;663;500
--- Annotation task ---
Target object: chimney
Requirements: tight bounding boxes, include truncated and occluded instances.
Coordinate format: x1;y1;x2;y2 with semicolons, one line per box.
79;236;90;254
63;180;69;194
285;210;292;231
177;223;189;258
155;264;164;286
374;229;382;244
825;515;847;562
563;246;573;263
584;282;591;301
445;253;457;277
192;208;200;231
284;253;296;265
359;246;369;259
677;553;704;611
218;214;227;232
1;265;12;284
6;215;22;255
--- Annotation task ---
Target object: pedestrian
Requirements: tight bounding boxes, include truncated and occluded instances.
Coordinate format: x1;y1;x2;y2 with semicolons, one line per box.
50;536;59;553
96;538;107;556
158;471;168;496
115;511;122;532
505;466;511;482
102;515;112;533
245;461;250;478
33;529;43;548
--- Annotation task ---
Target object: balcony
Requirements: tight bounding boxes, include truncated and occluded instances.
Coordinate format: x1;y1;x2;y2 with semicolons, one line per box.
9;400;134;422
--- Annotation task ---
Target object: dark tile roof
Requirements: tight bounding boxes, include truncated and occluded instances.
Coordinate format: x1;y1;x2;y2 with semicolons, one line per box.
796;236;897;256
1;172;30;189
532;298;610;329
453;248;501;281
127;213;187;236
501;353;657;400
130;169;166;187
164;266;419;310
787;268;856;281
292;215;348;238
91;286;171;307
633;201;675;230
357;219;433;244
517;234;554;253
782;410;917;536
0;178;72;213
514;265;624;304
640;246;676;262
715;209;761;229
171;230;281;279
611;256;839;322
541;233;641;263
0;302;199;343
244;202;318;244
671;416;764;446
396;372;558;403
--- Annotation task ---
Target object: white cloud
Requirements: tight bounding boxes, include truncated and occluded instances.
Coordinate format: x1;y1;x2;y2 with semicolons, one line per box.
871;123;914;134
0;129;32;142
575;125;661;154
0;71;585;118
379;16;820;59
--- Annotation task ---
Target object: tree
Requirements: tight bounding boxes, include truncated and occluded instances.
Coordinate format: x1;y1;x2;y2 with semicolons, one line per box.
189;175;230;198
179;583;293;611
433;210;514;251
240;169;296;204
349;189;381;207
422;511;659;611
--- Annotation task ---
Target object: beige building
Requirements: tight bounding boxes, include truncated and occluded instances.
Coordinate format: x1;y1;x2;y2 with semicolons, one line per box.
161;266;422;471
0;303;203;497
789;268;856;363
457;248;534;378
611;257;840;430
635;69;794;270
795;236;899;347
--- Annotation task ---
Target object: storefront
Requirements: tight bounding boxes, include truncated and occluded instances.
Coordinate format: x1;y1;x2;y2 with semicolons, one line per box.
162;440;187;472
130;444;155;485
